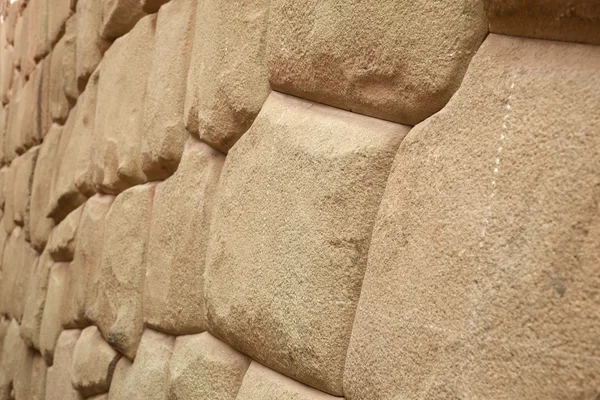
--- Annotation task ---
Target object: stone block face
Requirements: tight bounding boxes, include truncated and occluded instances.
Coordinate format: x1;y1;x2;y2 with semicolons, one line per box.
94;15;155;194
107;357;132;399
89;183;155;359
267;0;487;126
485;0;600;45
0;320;22;397
50;35;73;124
236;362;342;400
100;0;146;41
28;0;49;62
71;325;121;397
48;0;73;47
15;62;47;155
143;138;224;335
63;14;78;104
45;329;84;400
0;317;9;356
205;92;408;396
12;146;38;227
39;262;68;364
4;3;18;45
168;332;250;400
30;353;47;400
2;160;16;233
47;205;82;262
344;35;600;400
13;5;28;72
0;44;14;105
76;0;109;92
184;0;270;153
142;0;195;180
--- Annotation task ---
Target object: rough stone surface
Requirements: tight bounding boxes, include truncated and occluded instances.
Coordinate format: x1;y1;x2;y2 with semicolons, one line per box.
267;0;487;126
71;325;121;397
0;43;13;105
47;205;82;262
94;15;155;194
48;0;73;47
45;330;84;400
141;0;169;14
485;0;600;45
205;92;408;396
39;262;68;364
2;160;16;233
50;35;72;124
144;138;224;334
184;0;270;153
13;328;34;399
345;34;600;400
0;317;9;356
12;146;37;227
75;0;109;92
30;353;47;400
168;332;251;400
15;64;46;154
89;183;155;359
0;320;22;398
106;356;132;399
62;14;78;104
28;0;49;62
100;0;146;41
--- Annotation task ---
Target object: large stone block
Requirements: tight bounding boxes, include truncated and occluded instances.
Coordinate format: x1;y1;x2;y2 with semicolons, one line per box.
39;262;68;364
48;0;73;47
485;0;600;45
184;0;270;153
28;0;49;62
75;0;109;92
48;205;82;263
0;317;9;356
12;146;38;228
168;332;250;400
45;330;84;400
143;138;224;334
89;183;155;359
62;14;78;104
267;0;487;126
50;35;73;124
1;160;16;233
72;325;121;397
0;320;22;398
4;2;18;45
205;92;408;395
107;357;132;399
100;0;145;41
142;0;195;180
0;42;13;105
94;15;155;194
12;5;29;72
30;353;47;400
344;34;600;400
15;62;47;155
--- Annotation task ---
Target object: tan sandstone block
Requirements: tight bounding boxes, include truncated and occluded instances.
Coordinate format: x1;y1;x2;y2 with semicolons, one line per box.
236;362;343;400
100;0;146;41
144;138;224;334
47;205;82;262
0;44;13;105
268;0;487;126
107;357;132;399
485;0;600;45
28;0;49;62
0;108;6;166
168;332;250;400
94;15;155;194
344;34;600;400
48;0;73;47
63;14;78;104
39;262;68;364
13;329;34;400
205;92;408;396
12;146;38;228
50;35;73;124
142;0;195;180
45;330;84;400
76;0;109;92
184;0;270;153
4;3;18;45
1;160;16;233
30;353;47;400
90;183;156;359
12;5;28;72
72;325;121;397
0;320;21;398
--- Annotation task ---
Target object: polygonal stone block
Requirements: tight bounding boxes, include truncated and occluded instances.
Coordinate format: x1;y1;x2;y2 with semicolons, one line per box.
75;0;109;92
30;353;47;400
45;330;84;400
0;320;22;397
106;356;132;399
100;0;145;41
62;14;78;104
50;35;73;124
39;262;68;364
48;0;73;47
47;205;82;262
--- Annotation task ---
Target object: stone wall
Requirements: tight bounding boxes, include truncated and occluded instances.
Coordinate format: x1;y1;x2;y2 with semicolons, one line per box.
0;0;598;398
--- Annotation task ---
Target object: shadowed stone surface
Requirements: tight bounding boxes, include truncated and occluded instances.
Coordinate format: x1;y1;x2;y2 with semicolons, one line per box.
30;353;47;400
0;320;22;398
47;205;82;262
100;0;145;41
63;14;79;104
49;35;72;123
76;0;109;92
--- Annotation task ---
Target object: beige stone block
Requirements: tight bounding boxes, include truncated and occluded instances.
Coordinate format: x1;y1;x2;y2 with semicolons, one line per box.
0;320;21;397
0;317;9;356
0;43;13;105
30;353;47;400
4;2;18;45
344;35;600;400
63;14;78;104
12;146;38;228
168;332;250;400
144;138;224;334
236;362;342;400
184;0;269;153
205;92;408;396
90;183;155;359
485;0;600;45
28;0;49;62
0;108;6;165
48;0;73;47
47;205;82;262
268;0;487;126
1;160;16;233
107;356;132;399
76;0;109;92
15;63;47;154
39;262;68;364
100;0;146;41
94;15;155;194
45;330;84;400
142;0;195;180
12;5;27;71
50;36;73;124
13;329;34;400
72;325;121;397
18;4;35;77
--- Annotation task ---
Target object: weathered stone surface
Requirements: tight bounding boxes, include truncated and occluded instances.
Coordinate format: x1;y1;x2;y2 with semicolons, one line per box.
94;15;155;194
236;362;342;400
205;92;408;396
0;41;13;105
144;138;224;334
13;328;34;400
50;35;72;123
48;0;72;47
47;205;82;262
39;262;68;364
15;63;47;154
184;0;269;153
100;0;146;41
45;330;84;400
0;109;6;166
485;0;600;45
89;183;155;359
30;353;47;400
268;0;487;126
63;14;78;104
168;332;250;400
72;325;121;397
90;394;108;400
4;2;18;45
13;4;29;72
28;0;49;62
76;0;109;92
107;356;132;399
142;0;195;180
1;160;16;233
0;317;9;356
141;0;169;14
0;320;22;398
345;34;600;400
12;146;38;227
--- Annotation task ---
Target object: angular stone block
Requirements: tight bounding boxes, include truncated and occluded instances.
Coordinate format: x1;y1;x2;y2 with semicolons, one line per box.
267;0;487;126
89;183;155;359
48;0;72;47
72;325;121;397
0;44;13;105
30;353;47;400
12;5;28;71
45;330;84;400
184;0;269;153
485;0;600;45
76;0;109;92
1;160;16;233
100;0;145;41
4;2;19;45
15;63;47;155
63;14;78;104
144;138;224;334
107;356;132;399
47;205;82;262
0;320;22;397
0;317;9;356
204;92;408;396
142;0;195;180
94;15;155;194
345;35;600;400
39;262;68;364
13;328;34;400
50;35;72;124
168;332;250;400
28;0;50;62
12;146;38;227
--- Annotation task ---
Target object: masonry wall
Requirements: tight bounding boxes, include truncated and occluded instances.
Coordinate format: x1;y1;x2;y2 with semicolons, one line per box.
0;0;598;399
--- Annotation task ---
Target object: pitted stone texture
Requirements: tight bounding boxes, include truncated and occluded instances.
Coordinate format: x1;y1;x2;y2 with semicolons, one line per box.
107;357;132;399
268;0;487;126
48;205;82;262
144;139;224;335
0;320;22;398
12;146;38;227
236;362;343;400
168;332;250;400
63;14;78;104
345;35;600;400
48;0;73;47
90;183;155;359
72;325;121;397
46;330;84;400
50;35;72;123
30;353;47;400
39;262;68;364
142;0;195;180
94;15;155;194
485;0;600;45
205;92;408;396
100;0;146;41
184;0;269;153
76;0;109;92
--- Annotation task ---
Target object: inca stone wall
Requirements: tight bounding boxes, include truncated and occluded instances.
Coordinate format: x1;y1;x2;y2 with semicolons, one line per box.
0;0;598;398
